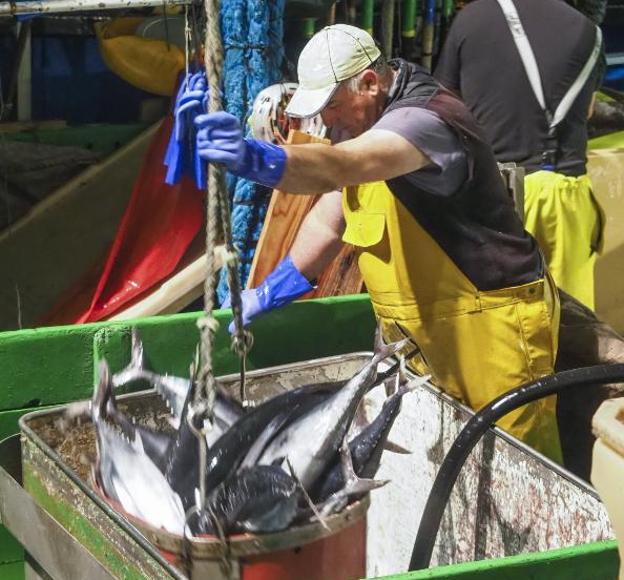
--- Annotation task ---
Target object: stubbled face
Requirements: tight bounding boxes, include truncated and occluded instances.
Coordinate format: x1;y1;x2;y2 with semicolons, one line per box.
320;71;382;138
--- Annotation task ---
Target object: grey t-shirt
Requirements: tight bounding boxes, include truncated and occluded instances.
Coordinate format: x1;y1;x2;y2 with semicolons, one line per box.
371;107;468;197
329;108;468;197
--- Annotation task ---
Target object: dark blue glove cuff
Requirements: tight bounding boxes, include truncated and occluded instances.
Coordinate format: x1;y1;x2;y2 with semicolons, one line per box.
256;255;314;311
232;139;287;188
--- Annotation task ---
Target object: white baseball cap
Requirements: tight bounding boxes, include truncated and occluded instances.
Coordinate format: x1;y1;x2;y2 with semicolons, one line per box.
285;24;382;119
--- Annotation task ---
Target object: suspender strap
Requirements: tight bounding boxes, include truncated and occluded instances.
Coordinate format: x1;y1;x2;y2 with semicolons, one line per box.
496;0;602;136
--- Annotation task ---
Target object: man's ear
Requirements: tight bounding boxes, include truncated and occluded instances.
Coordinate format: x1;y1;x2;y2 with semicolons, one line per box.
360;69;379;95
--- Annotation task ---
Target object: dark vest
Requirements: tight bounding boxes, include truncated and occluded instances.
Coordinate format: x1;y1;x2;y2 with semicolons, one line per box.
383;59;543;290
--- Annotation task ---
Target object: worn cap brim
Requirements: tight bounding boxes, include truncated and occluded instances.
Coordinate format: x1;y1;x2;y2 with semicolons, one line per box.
285;82;338;119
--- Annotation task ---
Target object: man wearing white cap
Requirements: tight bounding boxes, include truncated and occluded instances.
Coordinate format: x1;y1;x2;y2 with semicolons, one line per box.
194;24;562;462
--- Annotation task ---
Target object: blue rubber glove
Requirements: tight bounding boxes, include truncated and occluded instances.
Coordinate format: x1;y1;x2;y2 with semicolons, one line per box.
195;112;287;188
222;255;314;333
165;70;208;188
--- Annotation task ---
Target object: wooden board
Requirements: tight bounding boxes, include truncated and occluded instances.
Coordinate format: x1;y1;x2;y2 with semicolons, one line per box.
247;130;364;297
587;147;624;334
0;122;159;331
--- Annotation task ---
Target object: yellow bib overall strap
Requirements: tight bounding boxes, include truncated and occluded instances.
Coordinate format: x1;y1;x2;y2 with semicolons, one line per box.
343;182;562;462
524;171;605;310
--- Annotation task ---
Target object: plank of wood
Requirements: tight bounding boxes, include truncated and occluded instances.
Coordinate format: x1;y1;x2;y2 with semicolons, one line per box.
108;244;225;321
0;119;67;133
247;130;364;297
1;123;159;330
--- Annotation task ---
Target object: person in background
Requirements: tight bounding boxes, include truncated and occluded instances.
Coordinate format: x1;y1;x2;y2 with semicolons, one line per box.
192;24;563;462
434;0;605;310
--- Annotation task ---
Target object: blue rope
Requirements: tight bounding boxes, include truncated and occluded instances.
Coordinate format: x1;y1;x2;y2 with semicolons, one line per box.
217;0;286;304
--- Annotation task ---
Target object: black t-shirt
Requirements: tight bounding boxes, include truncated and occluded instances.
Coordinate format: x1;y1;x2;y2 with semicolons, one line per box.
434;0;604;175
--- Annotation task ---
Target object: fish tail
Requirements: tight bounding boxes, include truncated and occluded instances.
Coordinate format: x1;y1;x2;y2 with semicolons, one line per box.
319;437;389;517
93;359;112;423
111;328;147;388
398;373;431;397
340;436;389;494
372;321;411;366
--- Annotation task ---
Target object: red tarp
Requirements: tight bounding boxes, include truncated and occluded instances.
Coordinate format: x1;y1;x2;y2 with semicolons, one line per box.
42;115;204;325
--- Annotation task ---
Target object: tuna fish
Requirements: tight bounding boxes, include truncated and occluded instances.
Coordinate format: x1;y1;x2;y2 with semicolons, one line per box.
92;361;186;535
312;373;428;503
257;329;409;490
87;325;418;537
204;465;300;534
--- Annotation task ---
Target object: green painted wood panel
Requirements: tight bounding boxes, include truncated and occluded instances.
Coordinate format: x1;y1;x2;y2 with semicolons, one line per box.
373;541;619;579
0;561;24;580
0;295;376;412
0;527;23;568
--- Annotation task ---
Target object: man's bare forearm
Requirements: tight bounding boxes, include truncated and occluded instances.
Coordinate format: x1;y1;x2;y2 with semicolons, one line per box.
290;190;346;281
279;144;348;194
277;129;430;195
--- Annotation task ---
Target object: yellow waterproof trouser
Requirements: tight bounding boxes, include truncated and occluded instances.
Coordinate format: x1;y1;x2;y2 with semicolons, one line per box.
343;182;562;462
524;171;604;310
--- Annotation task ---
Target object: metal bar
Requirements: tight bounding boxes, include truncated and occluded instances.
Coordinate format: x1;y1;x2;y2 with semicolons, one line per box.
0;0;194;17
0;436;115;580
361;0;374;35
402;0;418;39
16;21;32;121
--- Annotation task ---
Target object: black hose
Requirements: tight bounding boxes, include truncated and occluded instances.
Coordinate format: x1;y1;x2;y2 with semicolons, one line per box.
408;363;624;572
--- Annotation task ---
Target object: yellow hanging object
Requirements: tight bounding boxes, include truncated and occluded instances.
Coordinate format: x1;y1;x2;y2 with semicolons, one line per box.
524;171;605;311
342;181;563;463
96;17;185;97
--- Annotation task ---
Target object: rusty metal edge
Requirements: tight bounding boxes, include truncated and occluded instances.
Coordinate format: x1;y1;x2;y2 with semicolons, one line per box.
18;417;187;579
0;435;113;580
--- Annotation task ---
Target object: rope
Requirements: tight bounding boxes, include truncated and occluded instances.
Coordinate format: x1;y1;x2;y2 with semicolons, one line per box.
192;0;251;505
216;0;286;305
193;0;224;424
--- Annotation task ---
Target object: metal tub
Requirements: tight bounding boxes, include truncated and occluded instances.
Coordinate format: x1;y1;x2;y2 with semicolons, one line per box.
17;352;376;579
5;346;616;579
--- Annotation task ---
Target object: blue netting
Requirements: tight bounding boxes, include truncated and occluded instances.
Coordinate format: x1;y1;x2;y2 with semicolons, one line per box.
217;0;286;304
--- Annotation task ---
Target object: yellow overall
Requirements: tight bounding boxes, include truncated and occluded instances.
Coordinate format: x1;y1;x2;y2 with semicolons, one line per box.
524;171;604;310
343;182;562;462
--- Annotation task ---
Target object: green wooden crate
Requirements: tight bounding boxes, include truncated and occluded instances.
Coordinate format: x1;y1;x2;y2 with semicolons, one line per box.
0;295;619;578
373;540;619;580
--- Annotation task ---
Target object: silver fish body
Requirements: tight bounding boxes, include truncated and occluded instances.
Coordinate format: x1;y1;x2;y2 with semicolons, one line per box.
93;362;186;535
258;333;407;490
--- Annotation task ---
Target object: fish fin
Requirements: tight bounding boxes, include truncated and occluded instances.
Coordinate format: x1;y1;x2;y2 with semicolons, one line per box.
167;415;181;430
318;480;389;518
373;338;410;364
319;437;390;517
383;440;412;454
376;346;419;386
340;436;389;494
93;360;112;424
272;456;286;468
285;459;330;532
400;373;431;396
350;397;373;438
61;400;92;425
111;329;147;388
